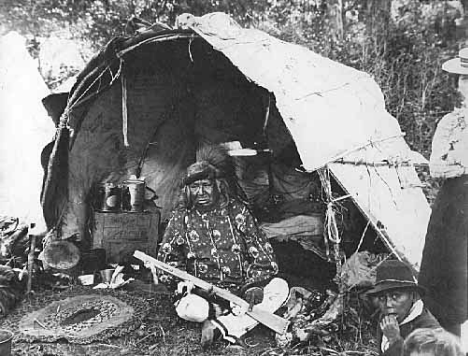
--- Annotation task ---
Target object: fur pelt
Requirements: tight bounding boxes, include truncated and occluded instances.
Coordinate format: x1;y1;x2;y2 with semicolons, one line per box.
195;144;235;180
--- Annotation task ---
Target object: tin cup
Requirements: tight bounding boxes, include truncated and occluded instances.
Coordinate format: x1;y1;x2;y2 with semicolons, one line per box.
100;269;115;284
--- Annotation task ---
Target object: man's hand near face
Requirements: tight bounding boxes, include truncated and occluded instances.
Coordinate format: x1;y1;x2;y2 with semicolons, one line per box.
380;314;401;344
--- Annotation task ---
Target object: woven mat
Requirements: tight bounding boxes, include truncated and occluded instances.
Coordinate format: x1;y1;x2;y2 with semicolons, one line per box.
0;286;150;344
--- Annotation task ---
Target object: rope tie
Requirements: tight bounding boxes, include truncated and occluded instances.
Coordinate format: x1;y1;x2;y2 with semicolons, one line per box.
325;194;351;245
326;202;341;244
120;58;129;147
317;168;351;264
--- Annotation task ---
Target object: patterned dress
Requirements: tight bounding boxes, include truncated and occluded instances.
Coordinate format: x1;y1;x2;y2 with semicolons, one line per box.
157;199;278;293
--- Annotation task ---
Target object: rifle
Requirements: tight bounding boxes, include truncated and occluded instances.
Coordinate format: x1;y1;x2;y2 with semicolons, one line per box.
133;250;290;335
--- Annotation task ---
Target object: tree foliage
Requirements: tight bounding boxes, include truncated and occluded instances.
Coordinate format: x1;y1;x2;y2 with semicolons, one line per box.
0;0;463;161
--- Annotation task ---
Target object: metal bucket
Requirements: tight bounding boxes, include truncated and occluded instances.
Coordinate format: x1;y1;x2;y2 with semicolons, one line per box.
122;179;145;212
100;268;115;284
97;183;122;212
0;329;13;356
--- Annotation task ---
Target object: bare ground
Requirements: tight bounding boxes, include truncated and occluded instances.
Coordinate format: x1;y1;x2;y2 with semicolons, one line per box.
1;283;379;356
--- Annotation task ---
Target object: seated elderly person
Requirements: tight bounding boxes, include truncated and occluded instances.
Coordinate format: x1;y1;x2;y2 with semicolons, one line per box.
366;260;440;356
156;145;289;347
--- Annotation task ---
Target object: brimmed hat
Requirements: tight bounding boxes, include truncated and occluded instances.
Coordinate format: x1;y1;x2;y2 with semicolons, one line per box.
366;260;425;296
442;48;468;75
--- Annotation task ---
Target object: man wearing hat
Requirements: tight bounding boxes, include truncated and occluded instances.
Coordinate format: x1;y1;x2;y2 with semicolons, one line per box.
418;48;468;338
367;260;440;356
156;144;289;347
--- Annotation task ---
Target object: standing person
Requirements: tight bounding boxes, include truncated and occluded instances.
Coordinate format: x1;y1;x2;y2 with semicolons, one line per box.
366;260;440;356
418;48;468;337
156;144;289;347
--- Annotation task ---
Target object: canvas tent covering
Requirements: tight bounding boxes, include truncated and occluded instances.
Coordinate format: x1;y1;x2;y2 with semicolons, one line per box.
41;13;430;270
0;32;55;232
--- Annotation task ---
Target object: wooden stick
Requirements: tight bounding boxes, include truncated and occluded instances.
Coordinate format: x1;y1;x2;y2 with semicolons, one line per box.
34;318;48;329
333;159;429;167
27;235;37;295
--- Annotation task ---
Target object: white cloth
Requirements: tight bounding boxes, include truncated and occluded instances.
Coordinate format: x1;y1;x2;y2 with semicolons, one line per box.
212;278;289;342
461;320;468;353
175;293;210;323
430;108;468;179
381;299;424;352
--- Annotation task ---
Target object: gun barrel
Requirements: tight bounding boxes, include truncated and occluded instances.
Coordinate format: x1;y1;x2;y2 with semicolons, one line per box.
133;250;289;334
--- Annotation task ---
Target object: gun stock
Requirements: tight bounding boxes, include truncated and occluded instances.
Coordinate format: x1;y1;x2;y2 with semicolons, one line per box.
133;250;289;334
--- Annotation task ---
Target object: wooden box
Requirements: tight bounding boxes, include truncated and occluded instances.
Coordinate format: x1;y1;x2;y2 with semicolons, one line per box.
92;210;160;263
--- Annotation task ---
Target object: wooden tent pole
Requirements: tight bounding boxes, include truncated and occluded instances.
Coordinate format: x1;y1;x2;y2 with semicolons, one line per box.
261;93;275;198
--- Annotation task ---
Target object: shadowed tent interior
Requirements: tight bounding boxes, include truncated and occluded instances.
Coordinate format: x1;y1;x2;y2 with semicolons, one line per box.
43;35;297;230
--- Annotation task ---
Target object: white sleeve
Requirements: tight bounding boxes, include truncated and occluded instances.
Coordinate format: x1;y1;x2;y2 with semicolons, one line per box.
429;111;468;179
